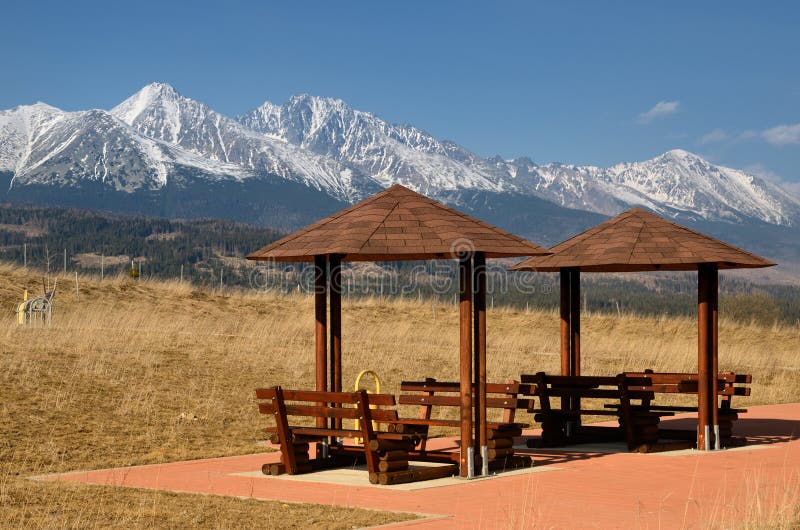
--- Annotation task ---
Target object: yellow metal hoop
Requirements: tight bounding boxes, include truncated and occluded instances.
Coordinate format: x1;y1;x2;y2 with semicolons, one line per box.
354;370;381;443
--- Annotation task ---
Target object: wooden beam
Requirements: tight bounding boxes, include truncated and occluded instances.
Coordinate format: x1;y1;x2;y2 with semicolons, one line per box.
314;255;328;429
473;252;487;475
458;252;474;478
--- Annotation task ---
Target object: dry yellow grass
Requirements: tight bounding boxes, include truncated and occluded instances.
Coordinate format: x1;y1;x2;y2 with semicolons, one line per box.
0;262;797;528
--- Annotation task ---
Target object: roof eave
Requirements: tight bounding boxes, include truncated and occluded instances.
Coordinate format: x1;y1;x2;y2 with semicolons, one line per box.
247;249;551;263
510;260;777;273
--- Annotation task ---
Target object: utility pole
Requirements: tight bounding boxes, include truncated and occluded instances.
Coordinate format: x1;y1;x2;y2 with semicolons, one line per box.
23;243;27;268
101;254;104;281
64;248;67;273
180;264;184;283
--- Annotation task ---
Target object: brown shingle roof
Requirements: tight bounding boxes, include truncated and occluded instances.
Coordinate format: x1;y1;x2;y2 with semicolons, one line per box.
510;208;776;272
247;184;549;262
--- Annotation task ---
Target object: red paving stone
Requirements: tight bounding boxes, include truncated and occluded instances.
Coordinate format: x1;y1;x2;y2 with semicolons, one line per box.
39;403;799;529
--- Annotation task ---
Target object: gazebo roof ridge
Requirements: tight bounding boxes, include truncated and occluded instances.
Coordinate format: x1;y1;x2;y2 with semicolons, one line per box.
247;184;549;262
511;207;776;272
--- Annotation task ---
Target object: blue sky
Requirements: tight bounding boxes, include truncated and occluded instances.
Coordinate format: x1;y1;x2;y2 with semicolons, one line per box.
2;1;798;191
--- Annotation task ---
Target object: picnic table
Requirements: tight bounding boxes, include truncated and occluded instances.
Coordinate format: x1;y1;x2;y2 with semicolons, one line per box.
520;371;751;452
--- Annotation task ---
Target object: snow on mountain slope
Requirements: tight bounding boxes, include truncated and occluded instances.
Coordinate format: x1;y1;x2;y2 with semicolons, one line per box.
0;102;66;173
238;94;507;195
113;84;374;200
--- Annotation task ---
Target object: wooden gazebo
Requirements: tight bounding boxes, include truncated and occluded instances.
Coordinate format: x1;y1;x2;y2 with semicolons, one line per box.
510;207;775;450
248;184;549;476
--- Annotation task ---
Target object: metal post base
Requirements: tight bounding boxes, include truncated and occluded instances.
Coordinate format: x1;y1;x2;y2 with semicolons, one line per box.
481;446;489;476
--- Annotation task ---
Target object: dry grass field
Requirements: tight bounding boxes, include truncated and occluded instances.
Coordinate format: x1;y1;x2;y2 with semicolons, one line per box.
0;262;798;528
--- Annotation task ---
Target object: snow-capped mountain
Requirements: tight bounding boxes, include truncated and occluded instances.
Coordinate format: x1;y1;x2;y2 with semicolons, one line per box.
0;101;248;192
0;82;798;230
238;93;800;226
495;150;800;225
237;94;509;196
112;83;374;201
606;150;799;225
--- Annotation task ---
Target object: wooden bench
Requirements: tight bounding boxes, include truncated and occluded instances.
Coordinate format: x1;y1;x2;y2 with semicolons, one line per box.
520;372;672;451
391;378;535;467
255;386;457;485
620;370;751;448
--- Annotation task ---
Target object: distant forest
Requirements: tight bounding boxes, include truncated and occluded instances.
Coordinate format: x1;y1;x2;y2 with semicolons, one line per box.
0;202;797;326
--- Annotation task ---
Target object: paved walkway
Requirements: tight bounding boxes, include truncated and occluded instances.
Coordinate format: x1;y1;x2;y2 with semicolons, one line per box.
39;403;800;529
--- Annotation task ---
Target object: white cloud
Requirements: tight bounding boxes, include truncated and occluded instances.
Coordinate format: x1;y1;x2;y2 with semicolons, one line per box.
762;123;800;146
737;130;759;141
638;100;680;123
697;128;728;145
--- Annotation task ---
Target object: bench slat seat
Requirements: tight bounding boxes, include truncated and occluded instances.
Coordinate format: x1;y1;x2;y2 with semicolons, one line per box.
533;408;674;417
604;403;746;414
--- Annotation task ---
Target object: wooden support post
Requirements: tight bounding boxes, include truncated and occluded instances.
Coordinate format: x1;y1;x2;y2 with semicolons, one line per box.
569;269;581;378
458;252;474;478
697;264;717;450
329;255;342;392
559;268;571;416
711;266;720;449
569;269;581;431
559;268;581;430
329;254;343;432
473;252;488;475
560;268;570;377
314;255;328;430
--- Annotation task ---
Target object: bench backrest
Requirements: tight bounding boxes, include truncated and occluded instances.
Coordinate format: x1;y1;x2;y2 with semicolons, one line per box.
256;387;399;475
255;387;400;425
622;370;751;406
399;378;536;423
